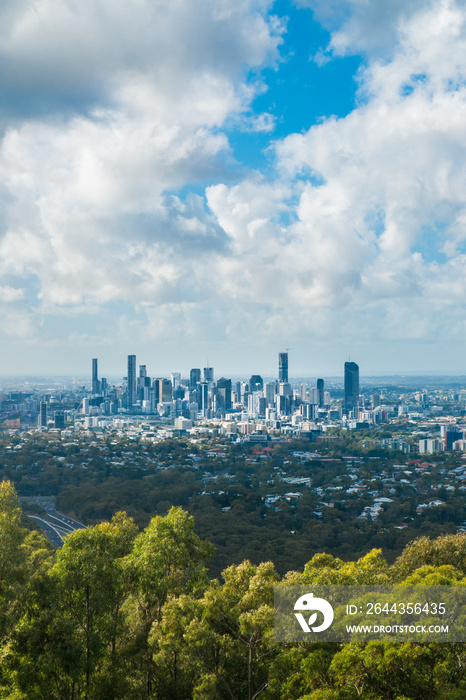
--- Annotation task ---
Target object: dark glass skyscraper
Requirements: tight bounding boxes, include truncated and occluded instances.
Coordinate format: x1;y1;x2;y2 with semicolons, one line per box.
190;368;201;389
249;375;263;392
344;362;359;413
92;358;99;394
216;377;232;410
317;378;325;408
127;354;136;409
38;401;47;427
278;352;288;382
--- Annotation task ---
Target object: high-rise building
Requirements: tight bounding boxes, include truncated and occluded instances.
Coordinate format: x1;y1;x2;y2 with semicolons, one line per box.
445;429;464;450
92;358;100;394
127;355;137;409
203;367;214;382
198;382;209;415
190;368;201;389
54;410;65;429
158;378;173;402
216;377;232;410
38;401;48;427
171;372;181;389
249;375;263;392
317;378;325;408
344;362;359;413
278;352;288;383
264;381;277;406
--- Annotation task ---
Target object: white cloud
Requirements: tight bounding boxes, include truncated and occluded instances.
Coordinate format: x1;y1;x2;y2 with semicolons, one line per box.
200;0;466;361
0;0;282;119
0;0;283;320
1;0;466;372
295;0;440;58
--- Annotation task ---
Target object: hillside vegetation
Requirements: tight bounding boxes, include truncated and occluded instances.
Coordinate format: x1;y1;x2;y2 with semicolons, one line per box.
0;479;465;699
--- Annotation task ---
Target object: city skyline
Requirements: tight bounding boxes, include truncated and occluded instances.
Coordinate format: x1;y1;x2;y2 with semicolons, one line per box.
1;1;466;374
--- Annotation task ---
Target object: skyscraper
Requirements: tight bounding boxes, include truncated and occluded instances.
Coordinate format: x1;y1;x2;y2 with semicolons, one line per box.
344;362;359;413
171;372;181;388
317;378;325;408
203;367;214;382
264;381;277;406
190;368;201;389
158;378;173;402
92;358;100;394
54;410;65;429
278;352;288;382
217;377;232;410
249;375;263;392
38;401;47;427
127;355;136;409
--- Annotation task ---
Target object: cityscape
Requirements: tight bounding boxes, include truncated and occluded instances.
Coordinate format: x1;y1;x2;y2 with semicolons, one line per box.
2;352;465;457
1;354;465;567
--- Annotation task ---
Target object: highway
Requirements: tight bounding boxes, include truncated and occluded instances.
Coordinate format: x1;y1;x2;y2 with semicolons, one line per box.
25;503;86;546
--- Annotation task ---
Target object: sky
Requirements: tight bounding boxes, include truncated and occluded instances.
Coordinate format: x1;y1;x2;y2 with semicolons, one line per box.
1;0;466;378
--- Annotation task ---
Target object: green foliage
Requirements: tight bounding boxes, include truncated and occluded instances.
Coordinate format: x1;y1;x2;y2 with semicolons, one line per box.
393;533;466;581
150;560;279;700
0;481;466;700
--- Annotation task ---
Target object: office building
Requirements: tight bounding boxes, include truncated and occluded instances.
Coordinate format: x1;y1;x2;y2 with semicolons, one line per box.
249;375;263;392
217;377;232;410
344;361;359;413
317;378;325;408
203;367;214;382
38;401;48;427
445;429;464;450
264;381;277;406
278;352;288;383
190;368;201;389
92;358;100;394
54;411;65;429
127;355;137;409
198;382;209;415
158;378;173;402
171;372;181;389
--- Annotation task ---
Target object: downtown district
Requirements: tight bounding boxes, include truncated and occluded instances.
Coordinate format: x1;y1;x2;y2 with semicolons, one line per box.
4;353;466;456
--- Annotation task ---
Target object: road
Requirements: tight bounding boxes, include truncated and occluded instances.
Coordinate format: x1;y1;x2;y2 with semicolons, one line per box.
23;502;86;546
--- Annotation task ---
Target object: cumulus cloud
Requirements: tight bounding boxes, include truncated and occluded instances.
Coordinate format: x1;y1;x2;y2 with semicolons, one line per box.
0;0;281;120
296;0;439;58
200;0;466;360
0;0;282;318
1;0;466;372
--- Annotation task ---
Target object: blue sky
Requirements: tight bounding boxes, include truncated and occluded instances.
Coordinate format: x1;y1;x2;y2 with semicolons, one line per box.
1;0;466;378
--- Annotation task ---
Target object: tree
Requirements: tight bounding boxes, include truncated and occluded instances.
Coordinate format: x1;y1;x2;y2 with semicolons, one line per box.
392;533;466;581
150;560;279;700
7;512;137;700
123;507;214;698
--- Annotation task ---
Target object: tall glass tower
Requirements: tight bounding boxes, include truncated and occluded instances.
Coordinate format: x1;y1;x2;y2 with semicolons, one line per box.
317;378;325;408
344;362;359;413
127;355;136;409
92;358;99;394
278;352;288;383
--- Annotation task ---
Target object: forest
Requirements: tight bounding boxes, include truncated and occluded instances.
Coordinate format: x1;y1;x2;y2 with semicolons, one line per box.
1;479;466;700
0;432;464;577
